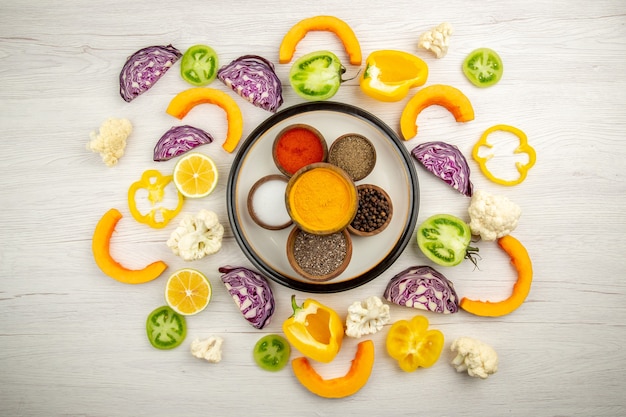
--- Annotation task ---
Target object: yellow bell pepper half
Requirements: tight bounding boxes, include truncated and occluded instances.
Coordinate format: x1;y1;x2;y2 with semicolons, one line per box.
386;315;444;372
282;295;344;363
127;169;184;229
359;50;428;102
473;124;536;186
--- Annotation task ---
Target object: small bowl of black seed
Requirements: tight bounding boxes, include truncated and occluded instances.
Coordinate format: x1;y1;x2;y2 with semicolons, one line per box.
286;227;353;282
328;133;376;181
348;184;393;237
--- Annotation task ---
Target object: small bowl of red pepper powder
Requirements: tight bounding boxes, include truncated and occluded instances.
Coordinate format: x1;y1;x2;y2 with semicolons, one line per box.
272;124;328;176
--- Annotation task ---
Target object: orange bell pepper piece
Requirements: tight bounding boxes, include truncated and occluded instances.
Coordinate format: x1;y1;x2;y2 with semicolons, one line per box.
291;340;375;398
279;15;362;65
400;84;474;140
472;124;536;186
460;235;533;317
166;87;244;153
92;208;168;284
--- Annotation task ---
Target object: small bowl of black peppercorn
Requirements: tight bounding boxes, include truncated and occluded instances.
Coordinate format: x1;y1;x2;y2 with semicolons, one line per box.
348;184;393;237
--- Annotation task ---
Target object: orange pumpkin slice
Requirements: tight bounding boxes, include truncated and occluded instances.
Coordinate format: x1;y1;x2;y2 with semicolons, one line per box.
166;87;244;153
291;340;374;398
92;208;167;284
400;84;475;140
279;15;362;65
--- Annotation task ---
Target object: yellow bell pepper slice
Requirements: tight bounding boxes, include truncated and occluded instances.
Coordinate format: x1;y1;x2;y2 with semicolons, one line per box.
279;15;362;65
127;169;184;229
166;87;244;153
282;295;344;363
386;315;444;372
359;50;428;102
473;124;536;186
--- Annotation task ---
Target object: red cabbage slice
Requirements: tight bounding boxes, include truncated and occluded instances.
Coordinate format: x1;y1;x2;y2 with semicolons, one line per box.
219;266;275;329
383;265;459;314
119;44;182;102
411;141;473;197
217;55;283;113
153;125;214;161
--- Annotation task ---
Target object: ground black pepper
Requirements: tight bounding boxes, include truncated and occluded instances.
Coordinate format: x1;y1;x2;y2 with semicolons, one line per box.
292;231;347;277
350;186;391;233
328;134;376;181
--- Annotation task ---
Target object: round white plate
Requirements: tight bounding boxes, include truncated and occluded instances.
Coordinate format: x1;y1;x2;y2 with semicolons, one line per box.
226;102;420;293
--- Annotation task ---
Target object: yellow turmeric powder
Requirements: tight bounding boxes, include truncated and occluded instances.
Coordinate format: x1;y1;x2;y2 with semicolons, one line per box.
286;164;358;234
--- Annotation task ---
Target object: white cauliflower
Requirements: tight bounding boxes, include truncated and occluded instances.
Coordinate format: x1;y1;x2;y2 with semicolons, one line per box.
190;336;224;363
345;296;391;338
86;118;132;166
451;337;498;379
468;189;521;241
167;209;224;261
418;22;454;58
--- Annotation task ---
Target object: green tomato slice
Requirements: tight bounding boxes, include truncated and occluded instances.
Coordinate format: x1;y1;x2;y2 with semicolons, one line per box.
180;44;218;86
253;334;291;372
146;305;187;350
289;50;344;101
462;48;503;88
417;214;472;267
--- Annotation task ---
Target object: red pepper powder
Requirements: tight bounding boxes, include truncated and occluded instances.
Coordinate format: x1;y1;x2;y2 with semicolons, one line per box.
275;127;325;174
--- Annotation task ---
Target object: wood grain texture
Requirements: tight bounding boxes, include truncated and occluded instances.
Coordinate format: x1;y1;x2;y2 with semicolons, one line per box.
1;1;625;416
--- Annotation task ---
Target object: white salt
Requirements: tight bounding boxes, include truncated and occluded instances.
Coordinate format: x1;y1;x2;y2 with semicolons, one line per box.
251;179;291;227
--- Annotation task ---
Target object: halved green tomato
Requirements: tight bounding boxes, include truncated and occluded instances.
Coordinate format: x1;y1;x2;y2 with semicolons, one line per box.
146;305;187;350
180;44;218;86
417;214;473;267
253;334;291;372
289;50;345;101
462;48;503;88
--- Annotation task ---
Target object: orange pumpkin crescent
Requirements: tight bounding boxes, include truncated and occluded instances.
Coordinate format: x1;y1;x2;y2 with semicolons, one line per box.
92;208;167;284
166;87;244;153
279;15;362;65
291;340;375;398
400;84;475;140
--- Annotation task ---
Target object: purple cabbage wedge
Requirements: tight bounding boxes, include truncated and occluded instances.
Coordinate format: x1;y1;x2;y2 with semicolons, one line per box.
411;141;473;197
153;125;214;161
119;44;182;102
217;55;283;112
219;266;275;329
383;265;459;314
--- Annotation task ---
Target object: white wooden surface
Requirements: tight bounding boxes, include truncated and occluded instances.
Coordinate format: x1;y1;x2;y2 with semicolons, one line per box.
1;1;625;416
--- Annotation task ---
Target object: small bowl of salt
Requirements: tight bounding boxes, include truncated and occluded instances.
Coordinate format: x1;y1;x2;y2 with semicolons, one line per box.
247;175;293;230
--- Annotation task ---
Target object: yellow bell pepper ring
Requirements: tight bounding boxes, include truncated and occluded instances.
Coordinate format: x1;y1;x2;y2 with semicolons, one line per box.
282;295;344;363
359;50;428;102
127;169;184;229
386;315;444;372
472;124;536;186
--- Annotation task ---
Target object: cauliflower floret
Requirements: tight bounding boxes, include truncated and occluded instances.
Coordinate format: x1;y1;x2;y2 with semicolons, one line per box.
418;22;454;58
345;296;391;338
190;336;224;363
451;337;498;379
167;209;224;261
86;118;132;166
468;189;521;241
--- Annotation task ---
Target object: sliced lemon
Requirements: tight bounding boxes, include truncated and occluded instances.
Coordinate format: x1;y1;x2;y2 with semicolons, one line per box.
165;268;212;316
173;152;218;198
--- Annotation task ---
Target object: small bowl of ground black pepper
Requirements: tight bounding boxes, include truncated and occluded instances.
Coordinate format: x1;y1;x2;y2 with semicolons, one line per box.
286;227;353;282
328;133;376;181
348;184;393;237
272;123;328;177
